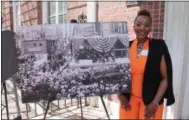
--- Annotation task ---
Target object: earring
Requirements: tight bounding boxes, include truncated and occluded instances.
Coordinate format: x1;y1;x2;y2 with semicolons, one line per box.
149;32;152;40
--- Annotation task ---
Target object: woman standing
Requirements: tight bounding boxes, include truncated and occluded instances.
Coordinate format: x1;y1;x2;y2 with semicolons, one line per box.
119;9;175;119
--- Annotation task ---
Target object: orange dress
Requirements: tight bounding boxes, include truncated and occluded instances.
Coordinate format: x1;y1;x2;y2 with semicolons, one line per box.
119;39;164;119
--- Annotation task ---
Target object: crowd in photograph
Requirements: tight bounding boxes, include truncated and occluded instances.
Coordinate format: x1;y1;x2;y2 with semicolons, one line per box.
16;43;131;103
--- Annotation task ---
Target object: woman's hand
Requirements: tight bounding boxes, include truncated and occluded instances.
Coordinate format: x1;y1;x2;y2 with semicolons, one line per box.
145;102;158;119
118;94;131;110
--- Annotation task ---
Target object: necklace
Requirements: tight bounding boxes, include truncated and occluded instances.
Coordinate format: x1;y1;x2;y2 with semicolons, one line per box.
137;43;144;57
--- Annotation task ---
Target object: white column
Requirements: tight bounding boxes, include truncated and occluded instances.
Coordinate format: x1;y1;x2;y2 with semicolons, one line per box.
87;1;97;22
42;1;48;24
180;4;189;118
163;2;189;119
12;2;17;32
181;52;189;119
12;2;21;32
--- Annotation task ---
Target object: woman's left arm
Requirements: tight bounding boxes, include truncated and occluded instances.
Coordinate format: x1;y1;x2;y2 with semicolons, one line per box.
153;55;168;104
145;55;168;118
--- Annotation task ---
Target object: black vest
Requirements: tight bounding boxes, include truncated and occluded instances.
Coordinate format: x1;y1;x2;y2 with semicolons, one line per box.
122;39;175;106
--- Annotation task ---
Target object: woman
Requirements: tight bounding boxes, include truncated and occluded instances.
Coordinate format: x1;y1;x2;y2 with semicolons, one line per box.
118;9;175;119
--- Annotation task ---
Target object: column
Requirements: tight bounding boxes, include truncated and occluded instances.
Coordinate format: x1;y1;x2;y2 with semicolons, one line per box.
42;2;48;24
87;1;97;22
163;1;189;119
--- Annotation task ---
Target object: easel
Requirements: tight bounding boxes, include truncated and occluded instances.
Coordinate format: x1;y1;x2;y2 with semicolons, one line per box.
1;81;22;120
43;95;110;120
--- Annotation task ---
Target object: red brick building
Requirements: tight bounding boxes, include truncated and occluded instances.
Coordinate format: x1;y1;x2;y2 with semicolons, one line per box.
2;1;165;40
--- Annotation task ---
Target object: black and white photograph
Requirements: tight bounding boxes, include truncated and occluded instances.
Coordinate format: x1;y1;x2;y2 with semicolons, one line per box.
15;22;131;103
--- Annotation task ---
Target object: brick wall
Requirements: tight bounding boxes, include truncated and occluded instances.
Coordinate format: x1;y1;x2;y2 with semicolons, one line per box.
98;2;127;22
20;1;42;26
2;1;13;30
67;2;87;22
140;1;165;39
125;4;140;40
98;1;165;40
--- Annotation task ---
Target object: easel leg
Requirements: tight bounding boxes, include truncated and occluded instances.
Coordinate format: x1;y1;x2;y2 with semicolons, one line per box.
79;97;83;120
100;96;110;120
71;99;73;106
64;100;67;108
35;103;37;116
26;103;29;119
84;97;88;106
12;81;22;119
43;100;51;120
3;82;10;120
77;98;80;108
58;100;60;109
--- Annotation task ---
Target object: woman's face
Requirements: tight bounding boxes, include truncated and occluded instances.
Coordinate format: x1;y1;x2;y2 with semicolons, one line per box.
133;15;152;41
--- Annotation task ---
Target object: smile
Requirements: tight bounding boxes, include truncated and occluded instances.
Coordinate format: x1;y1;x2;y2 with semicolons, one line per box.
139;32;145;35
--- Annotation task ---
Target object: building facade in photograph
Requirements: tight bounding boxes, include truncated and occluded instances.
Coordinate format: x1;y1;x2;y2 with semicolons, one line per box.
2;1;189;119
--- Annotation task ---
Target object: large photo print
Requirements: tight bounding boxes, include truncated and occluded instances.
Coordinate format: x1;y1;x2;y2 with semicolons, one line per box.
15;22;131;103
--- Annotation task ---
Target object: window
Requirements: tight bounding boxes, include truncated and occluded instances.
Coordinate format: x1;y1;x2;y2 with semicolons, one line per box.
111;23;128;34
126;1;139;7
114;40;127;58
48;2;67;24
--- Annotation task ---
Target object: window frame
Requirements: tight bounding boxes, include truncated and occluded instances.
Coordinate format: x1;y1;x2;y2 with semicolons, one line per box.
126;1;139;7
113;40;127;58
47;1;67;24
